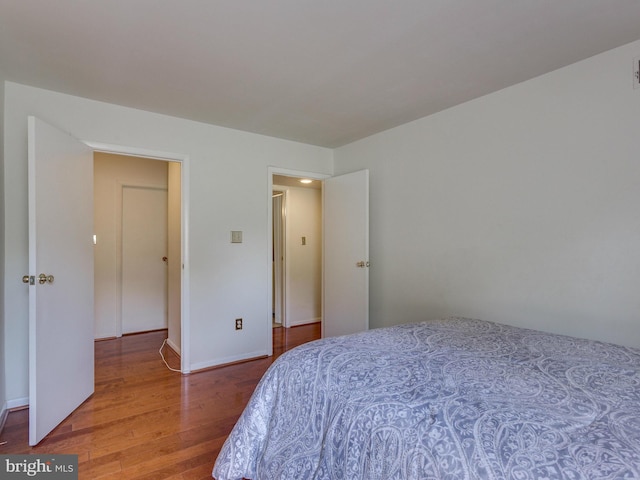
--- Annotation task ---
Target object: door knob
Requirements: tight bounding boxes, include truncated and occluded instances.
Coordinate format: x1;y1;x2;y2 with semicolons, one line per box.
38;273;54;284
356;261;370;268
22;275;33;284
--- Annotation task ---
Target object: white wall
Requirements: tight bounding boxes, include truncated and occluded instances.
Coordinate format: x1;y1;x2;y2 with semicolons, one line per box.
93;152;170;339
0;78;6;417
282;186;321;326
3;82;332;401
335;40;640;348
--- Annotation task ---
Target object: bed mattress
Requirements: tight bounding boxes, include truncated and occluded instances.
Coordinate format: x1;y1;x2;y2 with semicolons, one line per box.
213;317;640;479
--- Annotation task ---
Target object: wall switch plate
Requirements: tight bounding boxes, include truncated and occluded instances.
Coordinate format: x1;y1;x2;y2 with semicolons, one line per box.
634;56;640;89
235;318;243;330
231;231;243;243
301;236;306;245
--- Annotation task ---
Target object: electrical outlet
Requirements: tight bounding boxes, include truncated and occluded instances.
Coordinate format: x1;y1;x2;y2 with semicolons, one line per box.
634;56;640;89
235;318;243;330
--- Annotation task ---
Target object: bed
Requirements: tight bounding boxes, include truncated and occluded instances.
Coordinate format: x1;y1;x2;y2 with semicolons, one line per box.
212;317;640;479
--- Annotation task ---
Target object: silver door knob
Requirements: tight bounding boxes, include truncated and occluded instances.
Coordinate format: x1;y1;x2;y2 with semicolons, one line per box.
38;274;54;284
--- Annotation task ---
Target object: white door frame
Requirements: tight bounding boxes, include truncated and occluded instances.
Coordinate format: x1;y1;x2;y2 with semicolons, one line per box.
267;167;329;355
87;141;191;374
272;190;286;327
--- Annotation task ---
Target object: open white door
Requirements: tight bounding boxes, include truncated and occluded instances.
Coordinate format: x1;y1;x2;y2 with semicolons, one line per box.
27;116;94;445
323;170;369;338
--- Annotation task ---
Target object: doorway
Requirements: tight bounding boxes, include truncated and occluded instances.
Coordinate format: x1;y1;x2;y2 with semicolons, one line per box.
93;152;183;359
272;174;323;330
269;167;370;348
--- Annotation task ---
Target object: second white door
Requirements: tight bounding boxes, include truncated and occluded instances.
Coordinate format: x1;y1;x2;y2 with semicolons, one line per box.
122;186;168;334
323;169;369;338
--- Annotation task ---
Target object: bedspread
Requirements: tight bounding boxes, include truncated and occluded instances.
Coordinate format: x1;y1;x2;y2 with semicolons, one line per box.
212;317;640;479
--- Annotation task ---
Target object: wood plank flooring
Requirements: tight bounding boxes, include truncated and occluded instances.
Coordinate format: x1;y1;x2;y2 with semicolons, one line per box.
0;323;321;479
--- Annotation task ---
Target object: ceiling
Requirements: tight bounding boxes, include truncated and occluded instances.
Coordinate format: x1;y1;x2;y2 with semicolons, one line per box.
1;1;640;148
273;175;321;189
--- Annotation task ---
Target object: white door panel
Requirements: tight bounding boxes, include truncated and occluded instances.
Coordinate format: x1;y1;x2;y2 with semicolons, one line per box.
122;186;168;334
323;170;369;338
27;116;94;445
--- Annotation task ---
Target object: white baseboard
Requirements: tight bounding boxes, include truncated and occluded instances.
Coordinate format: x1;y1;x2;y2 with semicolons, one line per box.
166;338;181;355
6;397;29;409
288;317;321;327
190;350;268;372
0;398;29;436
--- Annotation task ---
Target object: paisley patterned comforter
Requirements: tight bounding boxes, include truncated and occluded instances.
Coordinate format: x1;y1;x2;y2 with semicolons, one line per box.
212;317;640;479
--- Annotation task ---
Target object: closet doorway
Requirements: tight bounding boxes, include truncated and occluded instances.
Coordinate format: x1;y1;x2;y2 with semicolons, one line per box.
94;153;182;356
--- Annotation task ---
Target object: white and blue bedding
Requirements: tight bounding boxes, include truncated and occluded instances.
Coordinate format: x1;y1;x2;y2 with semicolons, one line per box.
212;317;640;479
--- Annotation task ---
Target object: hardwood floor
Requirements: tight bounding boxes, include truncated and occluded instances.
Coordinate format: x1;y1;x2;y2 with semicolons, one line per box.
0;323;321;479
